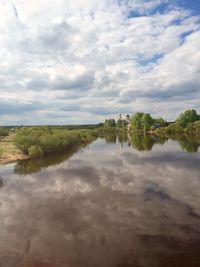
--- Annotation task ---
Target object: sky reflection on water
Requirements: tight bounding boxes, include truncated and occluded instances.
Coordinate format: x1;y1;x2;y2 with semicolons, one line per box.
0;136;200;267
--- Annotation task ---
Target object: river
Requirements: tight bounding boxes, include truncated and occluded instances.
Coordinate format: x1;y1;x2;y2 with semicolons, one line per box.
0;134;200;267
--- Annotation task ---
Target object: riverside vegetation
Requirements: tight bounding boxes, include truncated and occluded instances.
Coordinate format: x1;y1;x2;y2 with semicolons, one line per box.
101;109;200;152
13;130;200;176
0;126;98;163
102;109;200;137
14;126;98;158
1;108;200;163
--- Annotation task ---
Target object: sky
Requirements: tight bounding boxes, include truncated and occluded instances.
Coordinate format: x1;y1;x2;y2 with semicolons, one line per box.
0;0;200;125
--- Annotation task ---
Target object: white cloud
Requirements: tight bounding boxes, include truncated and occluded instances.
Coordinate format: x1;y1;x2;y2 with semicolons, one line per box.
0;0;199;124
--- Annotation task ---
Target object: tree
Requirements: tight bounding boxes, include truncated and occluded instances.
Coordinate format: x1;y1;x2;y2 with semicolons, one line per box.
117;118;128;128
141;113;153;131
153;118;165;127
176;109;200;128
130;112;144;130
104;119;116;128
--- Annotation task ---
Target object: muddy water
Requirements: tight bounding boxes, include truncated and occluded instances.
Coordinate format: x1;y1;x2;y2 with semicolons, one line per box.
0;135;200;267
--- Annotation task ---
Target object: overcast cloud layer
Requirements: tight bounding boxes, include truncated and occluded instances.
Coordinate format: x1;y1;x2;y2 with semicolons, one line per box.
0;0;200;125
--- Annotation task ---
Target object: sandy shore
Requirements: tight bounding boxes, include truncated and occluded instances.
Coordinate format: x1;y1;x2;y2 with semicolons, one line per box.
0;134;29;165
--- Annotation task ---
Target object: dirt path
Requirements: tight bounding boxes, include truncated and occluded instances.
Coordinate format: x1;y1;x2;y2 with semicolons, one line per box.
0;134;29;164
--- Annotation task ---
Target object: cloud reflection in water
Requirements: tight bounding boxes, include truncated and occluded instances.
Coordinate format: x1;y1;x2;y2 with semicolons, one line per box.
0;138;200;267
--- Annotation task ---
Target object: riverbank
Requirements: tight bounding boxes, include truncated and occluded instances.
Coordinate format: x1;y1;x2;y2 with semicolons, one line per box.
0;134;29;164
0;128;98;165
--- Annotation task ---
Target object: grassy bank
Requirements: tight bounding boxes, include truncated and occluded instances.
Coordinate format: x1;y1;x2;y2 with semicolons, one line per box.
14;127;98;158
0;126;98;164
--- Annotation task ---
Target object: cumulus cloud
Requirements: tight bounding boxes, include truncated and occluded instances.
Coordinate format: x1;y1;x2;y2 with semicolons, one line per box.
0;0;199;124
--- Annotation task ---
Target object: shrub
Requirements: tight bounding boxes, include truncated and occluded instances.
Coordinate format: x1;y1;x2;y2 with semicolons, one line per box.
28;145;43;158
166;123;184;134
14;127;97;157
0;127;9;137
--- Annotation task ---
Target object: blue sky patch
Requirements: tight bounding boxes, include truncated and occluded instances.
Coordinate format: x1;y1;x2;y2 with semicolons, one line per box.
138;53;164;67
180;30;195;44
177;0;200;15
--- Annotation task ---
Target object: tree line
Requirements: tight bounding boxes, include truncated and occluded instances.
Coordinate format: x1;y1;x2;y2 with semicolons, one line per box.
103;113;165;131
103;109;200;134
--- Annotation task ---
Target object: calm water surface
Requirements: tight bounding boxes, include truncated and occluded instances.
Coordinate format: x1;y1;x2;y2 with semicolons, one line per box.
0;135;200;267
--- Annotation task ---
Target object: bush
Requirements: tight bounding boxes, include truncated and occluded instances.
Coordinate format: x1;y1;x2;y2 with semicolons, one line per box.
185;122;195;134
14;127;97;157
0;127;9;137
166;123;184;134
28;145;43;158
194;121;200;135
184;121;200;135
